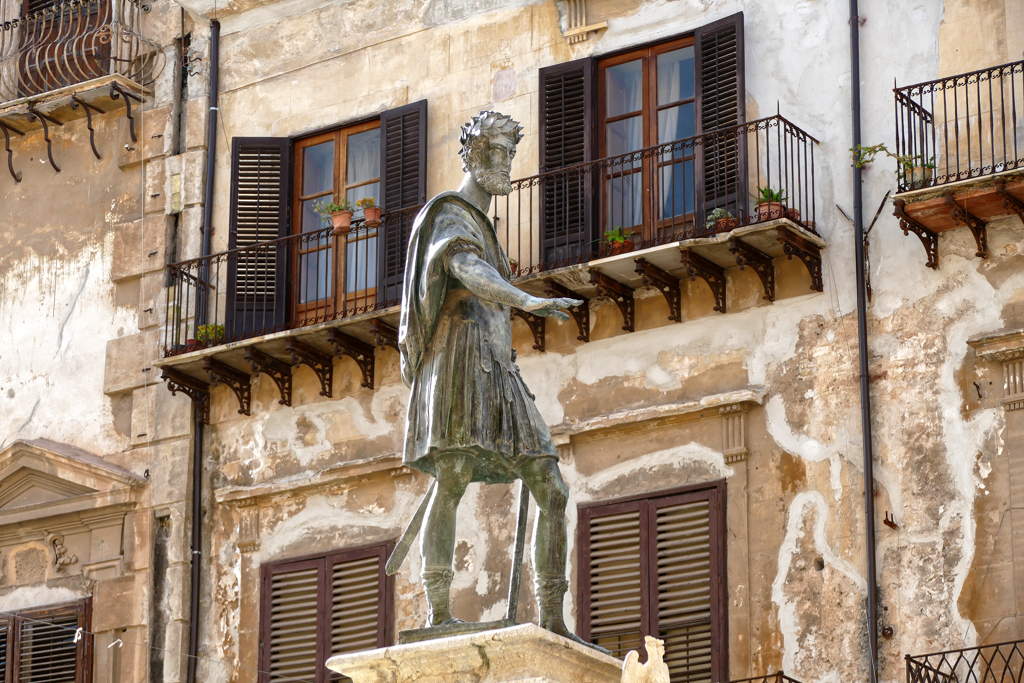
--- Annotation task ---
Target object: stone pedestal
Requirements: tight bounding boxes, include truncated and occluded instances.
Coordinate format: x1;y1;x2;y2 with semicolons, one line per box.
326;624;622;683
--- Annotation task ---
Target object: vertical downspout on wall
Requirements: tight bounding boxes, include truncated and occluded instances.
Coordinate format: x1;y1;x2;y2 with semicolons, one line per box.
187;17;220;683
849;2;879;682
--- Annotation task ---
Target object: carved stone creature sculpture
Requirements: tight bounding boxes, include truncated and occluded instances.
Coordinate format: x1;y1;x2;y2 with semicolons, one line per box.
392;111;594;648
622;637;670;683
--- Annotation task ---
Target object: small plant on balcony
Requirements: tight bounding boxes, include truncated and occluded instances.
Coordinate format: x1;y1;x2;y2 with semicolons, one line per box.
196;324;226;347
851;143;935;189
754;187;788;222
705;208;738;233
314;197;353;231
356;197;382;228
603;226;635;256
509;257;519;274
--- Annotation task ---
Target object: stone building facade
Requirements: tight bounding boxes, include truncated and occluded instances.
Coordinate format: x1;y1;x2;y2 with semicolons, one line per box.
1;1;1023;683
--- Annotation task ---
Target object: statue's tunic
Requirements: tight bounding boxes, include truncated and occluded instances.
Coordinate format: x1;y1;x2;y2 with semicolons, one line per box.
399;192;557;484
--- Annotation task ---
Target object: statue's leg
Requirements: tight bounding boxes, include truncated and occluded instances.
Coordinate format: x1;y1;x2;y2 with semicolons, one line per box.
420;450;475;627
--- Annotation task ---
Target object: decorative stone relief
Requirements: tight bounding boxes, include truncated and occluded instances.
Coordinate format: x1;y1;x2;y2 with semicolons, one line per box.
720;405;748;463
622;636;670;683
968;329;1024;410
563;0;606;44
238;499;260;554
47;531;79;570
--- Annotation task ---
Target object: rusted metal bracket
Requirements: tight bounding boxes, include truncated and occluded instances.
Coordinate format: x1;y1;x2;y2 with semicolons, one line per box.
286;339;334;397
544;279;589;342
70;95;104;160
27;103;62;173
203;357;252;416
729;239;776;302
161;367;210;425
634;257;681;322
996;178;1024;224
944;190;987;258
328;329;375;389
369;319;399;351
110;82;142;143
893;199;939;269
245;347;293;407
589;270;635;332
511;308;546;352
679;248;726;313
777;228;824;292
0;121;24;182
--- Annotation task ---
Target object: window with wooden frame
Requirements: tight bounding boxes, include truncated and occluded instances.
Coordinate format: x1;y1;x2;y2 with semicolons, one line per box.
0;599;92;683
578;483;727;683
259;543;393;683
539;13;744;257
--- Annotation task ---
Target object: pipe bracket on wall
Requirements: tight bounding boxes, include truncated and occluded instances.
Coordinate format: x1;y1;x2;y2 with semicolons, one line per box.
544;279;589;342
893;199;939;269
511;308;546;353
635;257;681;322
70;95;105;160
27;103;63;173
729;239;776;302
679;248;726;313
943;190;988;258
203;357;252;416
777;227;824;293
589;270;635;333
0;120;24;182
245;346;293;406
162;367;211;424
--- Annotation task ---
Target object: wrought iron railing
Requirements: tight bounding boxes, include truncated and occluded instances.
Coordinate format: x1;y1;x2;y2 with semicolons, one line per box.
162;206;418;356
727;674;802;683
495;114;818;278
0;0;164;103
907;640;1024;683
894;59;1024;192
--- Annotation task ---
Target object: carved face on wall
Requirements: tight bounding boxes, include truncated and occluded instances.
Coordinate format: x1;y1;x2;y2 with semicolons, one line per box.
466;132;516;196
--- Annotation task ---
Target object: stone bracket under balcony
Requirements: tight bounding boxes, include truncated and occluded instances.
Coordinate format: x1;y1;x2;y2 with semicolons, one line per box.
892;173;1024;269
510;218;825;351
0;74;149;181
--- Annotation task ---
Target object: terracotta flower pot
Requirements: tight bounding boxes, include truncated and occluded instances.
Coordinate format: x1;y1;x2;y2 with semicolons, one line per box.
331;210;353;232
756;201;785;222
609;239;634;256
185;339;199;353
909;166;933;189
715;217;739;232
785;207;801;223
362;206;382;228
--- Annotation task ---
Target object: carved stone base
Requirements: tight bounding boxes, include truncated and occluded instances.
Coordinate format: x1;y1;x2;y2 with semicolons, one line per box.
326;623;621;683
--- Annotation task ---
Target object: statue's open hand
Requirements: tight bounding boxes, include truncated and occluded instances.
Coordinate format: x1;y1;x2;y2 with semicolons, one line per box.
524;296;583;322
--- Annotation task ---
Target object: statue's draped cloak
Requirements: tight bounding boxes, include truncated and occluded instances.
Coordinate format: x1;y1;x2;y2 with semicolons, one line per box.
398;192;557;484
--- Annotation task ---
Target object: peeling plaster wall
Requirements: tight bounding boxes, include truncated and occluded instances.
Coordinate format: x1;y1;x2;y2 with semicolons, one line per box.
139;1;1024;683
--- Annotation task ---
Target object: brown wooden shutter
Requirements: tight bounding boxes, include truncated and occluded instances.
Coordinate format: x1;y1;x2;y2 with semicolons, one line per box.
226;137;292;339
326;546;392;681
378;100;427;305
262;560;323;683
12;601;89;683
0;618;10;683
695;13;746;221
539;58;595;267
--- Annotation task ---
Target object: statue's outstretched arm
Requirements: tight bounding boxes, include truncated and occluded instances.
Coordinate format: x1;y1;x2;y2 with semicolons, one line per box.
448;251;580;321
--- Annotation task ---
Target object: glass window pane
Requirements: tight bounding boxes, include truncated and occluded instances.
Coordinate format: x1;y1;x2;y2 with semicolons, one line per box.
658;102;695;145
606;116;644;157
346;235;378;292
656;47;694;106
303;141;334;195
606;59;643;118
347;181;381;219
301;198;330;235
347;129;380;186
659;159;694;219
605;171;643;231
298;249;332;303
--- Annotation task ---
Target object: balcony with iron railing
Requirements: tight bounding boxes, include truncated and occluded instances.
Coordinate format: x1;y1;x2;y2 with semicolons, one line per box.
155;114;824;418
891;59;1024;268
0;0;164;179
906;639;1024;683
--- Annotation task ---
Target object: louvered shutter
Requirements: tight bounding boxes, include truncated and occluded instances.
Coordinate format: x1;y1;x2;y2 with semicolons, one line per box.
378;100;427;306
0;618;9;683
226;137;291;339
695;13;746;221
327;547;391;681
13;602;89;683
263;561;323;683
580;485;726;683
539;58;595;267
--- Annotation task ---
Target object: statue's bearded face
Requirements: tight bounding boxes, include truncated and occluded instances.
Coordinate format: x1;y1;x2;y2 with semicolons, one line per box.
468;134;516;196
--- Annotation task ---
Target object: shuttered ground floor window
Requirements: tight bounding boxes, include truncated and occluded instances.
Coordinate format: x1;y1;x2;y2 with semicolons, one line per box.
260;543;393;683
578;482;727;683
0;600;91;683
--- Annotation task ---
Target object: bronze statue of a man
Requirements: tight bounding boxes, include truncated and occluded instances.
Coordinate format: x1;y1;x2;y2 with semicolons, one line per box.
397;111;586;645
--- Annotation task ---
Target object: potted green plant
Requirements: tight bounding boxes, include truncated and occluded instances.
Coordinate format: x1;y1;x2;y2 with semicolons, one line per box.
755;187;787;222
603;226;634;256
184;324;199;353
509;257;519;274
851;143;935;189
705;207;738;233
196;323;226;347
357;197;382;228
314;197;353;231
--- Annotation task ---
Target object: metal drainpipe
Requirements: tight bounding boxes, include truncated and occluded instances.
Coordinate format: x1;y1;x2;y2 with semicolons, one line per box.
187;17;219;683
849;2;879;682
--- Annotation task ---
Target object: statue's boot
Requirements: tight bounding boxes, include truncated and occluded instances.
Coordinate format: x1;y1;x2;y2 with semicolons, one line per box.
535;574;613;656
422;566;467;628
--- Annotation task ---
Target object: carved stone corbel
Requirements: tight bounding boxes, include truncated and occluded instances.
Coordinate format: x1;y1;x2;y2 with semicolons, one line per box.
720;405;748;463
